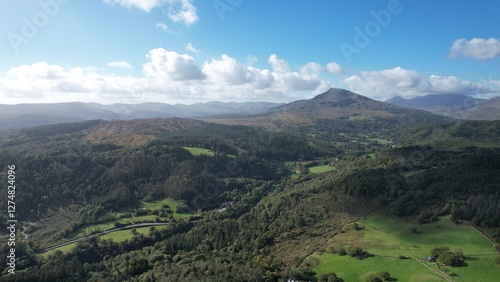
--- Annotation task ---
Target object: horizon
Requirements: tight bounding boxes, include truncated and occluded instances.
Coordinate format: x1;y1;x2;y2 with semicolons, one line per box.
0;87;496;106
1;1;499;105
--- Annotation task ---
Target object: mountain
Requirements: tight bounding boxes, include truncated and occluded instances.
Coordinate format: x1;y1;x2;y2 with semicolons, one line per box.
206;88;447;130
447;96;500;120
0;101;283;131
386;94;485;115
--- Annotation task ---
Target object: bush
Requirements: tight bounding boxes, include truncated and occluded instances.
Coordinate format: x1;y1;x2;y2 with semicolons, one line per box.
365;274;383;282
379;271;391;281
345;246;371;260
438;250;465;266
431;246;450;258
319;272;342;282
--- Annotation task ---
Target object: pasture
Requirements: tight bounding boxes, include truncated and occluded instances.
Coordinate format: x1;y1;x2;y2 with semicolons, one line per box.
311;214;500;281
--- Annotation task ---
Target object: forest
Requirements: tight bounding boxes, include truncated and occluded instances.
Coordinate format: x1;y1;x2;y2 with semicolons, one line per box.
0;115;499;281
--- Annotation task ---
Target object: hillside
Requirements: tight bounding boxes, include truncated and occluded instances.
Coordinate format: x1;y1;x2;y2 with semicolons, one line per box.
448;96;500;120
0;90;499;281
0;101;282;131
386;94;500;121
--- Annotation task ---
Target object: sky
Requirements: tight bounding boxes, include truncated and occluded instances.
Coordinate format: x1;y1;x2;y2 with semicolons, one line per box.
0;0;499;105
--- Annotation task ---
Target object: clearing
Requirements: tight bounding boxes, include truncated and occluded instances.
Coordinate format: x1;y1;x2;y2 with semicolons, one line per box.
310;214;499;281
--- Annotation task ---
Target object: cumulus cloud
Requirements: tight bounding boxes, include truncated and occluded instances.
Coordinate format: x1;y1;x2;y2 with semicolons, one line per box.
202;54;274;88
167;0;198;26
269;54;329;92
326;62;344;75
0;50;343;104
104;0;198;26
448;38;500;60
106;61;132;69
142;48;205;81
344;67;494;100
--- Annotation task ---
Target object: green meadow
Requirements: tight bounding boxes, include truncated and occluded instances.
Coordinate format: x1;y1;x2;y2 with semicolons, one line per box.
183;146;236;158
183;146;215;156
311;214;500;281
308;165;335;174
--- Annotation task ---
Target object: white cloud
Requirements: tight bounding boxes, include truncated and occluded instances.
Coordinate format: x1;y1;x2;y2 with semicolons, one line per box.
268;54;290;73
156;22;175;34
344;67;494;100
448;38;500;60
185;43;200;55
0;50;374;104
269;54;328;93
142;48;205;81
104;0;198;26
202;54;274;88
106;61;132;69
167;0;198;26
326;62;344;75
104;0;170;12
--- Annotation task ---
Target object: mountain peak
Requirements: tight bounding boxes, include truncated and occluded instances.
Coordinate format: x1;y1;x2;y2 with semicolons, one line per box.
312;88;363;101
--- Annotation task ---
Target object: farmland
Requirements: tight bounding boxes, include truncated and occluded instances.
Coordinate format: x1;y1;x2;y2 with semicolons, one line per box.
310;214;500;281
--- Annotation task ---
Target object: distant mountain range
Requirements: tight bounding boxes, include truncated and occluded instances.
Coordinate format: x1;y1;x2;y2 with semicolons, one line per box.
385;94;500;120
1;89;499;131
0;101;283;130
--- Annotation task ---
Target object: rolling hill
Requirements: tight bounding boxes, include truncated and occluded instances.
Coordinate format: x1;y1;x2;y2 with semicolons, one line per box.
385;94;500;120
0;101;282;131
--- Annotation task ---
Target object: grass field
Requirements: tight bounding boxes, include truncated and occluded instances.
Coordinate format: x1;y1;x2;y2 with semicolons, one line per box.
43;226;168;257
312;254;443;282
43;242;78;257
183;146;236;158
308;165;335;174
99;226;167;242
141;198;199;219
183;146;215;156
68;198;197;239
311;214;500;282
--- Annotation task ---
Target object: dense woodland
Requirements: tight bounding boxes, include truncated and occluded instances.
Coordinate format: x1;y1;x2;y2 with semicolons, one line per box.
0;114;499;281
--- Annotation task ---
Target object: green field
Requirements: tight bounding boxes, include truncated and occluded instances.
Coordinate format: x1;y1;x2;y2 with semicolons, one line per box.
311;214;500;281
308;165;335;174
183;146;215;156
141;197;199;219
100;226;167;242
67;198;197;240
43;242;78;258
312;254;443;282
43;226;168;257
183;146;236;158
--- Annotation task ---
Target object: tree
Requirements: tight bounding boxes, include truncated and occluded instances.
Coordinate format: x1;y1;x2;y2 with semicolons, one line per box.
319;273;342;282
438;251;465;266
431;246;450;258
379;271;391;281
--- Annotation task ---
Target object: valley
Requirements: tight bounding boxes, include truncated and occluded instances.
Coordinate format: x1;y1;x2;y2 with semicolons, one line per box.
0;89;499;281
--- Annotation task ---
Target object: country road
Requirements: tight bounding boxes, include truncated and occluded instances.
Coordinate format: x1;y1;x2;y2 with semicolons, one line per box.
38;222;171;253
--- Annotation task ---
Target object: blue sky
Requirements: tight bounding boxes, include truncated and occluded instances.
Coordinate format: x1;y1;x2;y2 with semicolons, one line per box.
0;0;499;104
